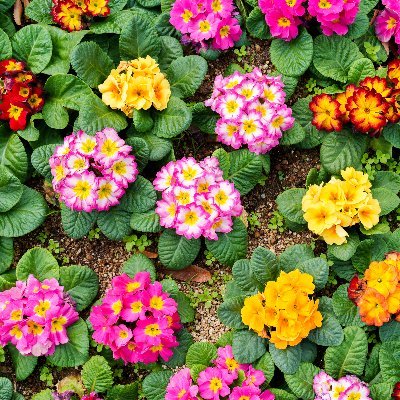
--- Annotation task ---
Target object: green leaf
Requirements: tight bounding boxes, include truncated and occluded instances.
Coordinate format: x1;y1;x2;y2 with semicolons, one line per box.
308;313;344;346
226;149;263;195
212;148;230;179
150;96;192;138
17;113;42;142
324;326;368;379
279;243;314;271
25;0;52;23
31;144;57;182
107;384;138;400
347;58;375;84
250;246;279;285
0;377;12;400
167;56;207;99
48;318;89;367
0;133;28;182
97;205;132;241
369;383;395;400
186;342;217;368
232;259;262;293
328;232;360;261
218;296;246;329
139;133;172;161
0;167;23;213
174;292;195;323
133;109;154;133
8;344;37;381
346;12;369;39
119;176;157;213
125;136;149;172
0;12;15;38
269;343;302;374
383;124;400;148
254;351;275;385
71;41;114;88
276;188;307;225
352;238;387;273
285;363;320;400
59;265;99;311
165;328;193;368
372;171;400;193
82;356;114;393
130;210;162;233
119;12;161;60
246;7;271;39
205;218;248;267
380;320;400;342
320;129;368;174
313;35;363;82
232;329;266;364
12;25;52;73
136;0;161;8
300;340;317;364
380;340;400;382
31;390;53;400
158;229;201;270
364;343;381;382
61;205;98;239
191;103;219;135
270;29;313;77
280;122;305;146
296;257;329;290
16;247;59;281
42;27;87;75
0;28;11;59
360;0;378;13
158;36;183;72
332;284;364;327
142;371;173;400
0;237;13;273
123;253;156;281
268;389;297;400
371;187;400;215
43;74;93;129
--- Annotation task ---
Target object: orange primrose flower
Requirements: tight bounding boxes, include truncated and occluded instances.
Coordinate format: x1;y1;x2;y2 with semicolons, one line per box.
358;287;390;326
309;94;343;132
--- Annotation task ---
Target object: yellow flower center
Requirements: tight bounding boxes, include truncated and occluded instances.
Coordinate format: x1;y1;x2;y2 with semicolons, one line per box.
98;182;113;199
181;9;193;23
111;300;122;315
243;120;257;134
178;389;187;399
51;316;67;332
144;323;162;337
184;210;199;226
10;309;22;321
199;20;211;33
226;100;239;113
34;300;51;317
81;138;96;154
8;104;23;120
182;166;198;181
10;325;23;340
278;17;291;27
119;330;129;339
27;320;44;336
150;296;164;310
212;0;222;12
73;180;92;200
126;281;141;292
131;301;143;313
388;17;397;29
73;158;86;170
215;190;229;206
319;0;332;8
101;139;119;158
272;115;284;128
112;161;127;175
209;377;223;393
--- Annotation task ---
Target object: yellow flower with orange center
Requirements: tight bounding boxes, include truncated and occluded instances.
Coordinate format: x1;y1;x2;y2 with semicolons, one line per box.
358;287;390;327
309;93;343;132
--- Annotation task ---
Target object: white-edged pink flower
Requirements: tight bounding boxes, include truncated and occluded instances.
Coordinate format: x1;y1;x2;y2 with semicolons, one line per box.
94;127;131;164
176;157;204;187
103;155;138;188
217;93;245;119
210;181;236;212
216;120;242;149
75;130;97;156
156;193;178;228
64;153;89;174
239;112;264;144
153;161;177;191
176;204;208;239
96;178;125;211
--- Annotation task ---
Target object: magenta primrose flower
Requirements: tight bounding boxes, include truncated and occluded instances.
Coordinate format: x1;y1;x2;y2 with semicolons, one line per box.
89;272;181;365
205;68;294;154
153;156;243;240
313;371;372;400
0;275;79;357
375;1;400;53
49;128;138;212
169;0;242;51
165;345;275;400
259;0;360;41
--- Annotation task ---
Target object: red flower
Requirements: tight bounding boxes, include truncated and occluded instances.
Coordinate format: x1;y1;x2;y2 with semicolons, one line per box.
388;59;400;90
348;275;365;305
392;382;400;399
52;0;84;31
309;93;343;132
360;76;392;98
0;100;30;131
14;71;35;84
27;87;45;111
0;59;26;75
9;84;31;102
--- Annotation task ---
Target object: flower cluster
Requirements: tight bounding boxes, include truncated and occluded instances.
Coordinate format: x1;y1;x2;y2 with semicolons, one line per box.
375;0;400;53
0;275;79;357
313;371;371;400
302;168;380;245
166;346;275;400
51;0;110;32
98;56;171;117
52;391;103;400
49;128;138;212
169;0;242;51
310;61;400;135
348;252;400;327
154;156;243;240
89;272;181;364
241;269;322;349
205;69;294;154
259;0;360;41
0;59;44;131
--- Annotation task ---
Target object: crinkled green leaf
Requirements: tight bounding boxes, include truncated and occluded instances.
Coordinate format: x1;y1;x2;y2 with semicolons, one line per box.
82;355;114;393
285;363;320;400
61;205;98;240
0;133;28;182
16;247;59;281
123;253;156;281
232;329;266;364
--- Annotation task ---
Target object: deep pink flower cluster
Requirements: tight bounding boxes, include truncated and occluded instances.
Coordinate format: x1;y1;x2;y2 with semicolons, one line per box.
89;272;181;365
50;128;138;212
313;371;371;400
0;275;79;357
259;0;360;41
166;345;275;400
169;0;242;50
375;0;400;52
153;156;243;240
205;68;294;154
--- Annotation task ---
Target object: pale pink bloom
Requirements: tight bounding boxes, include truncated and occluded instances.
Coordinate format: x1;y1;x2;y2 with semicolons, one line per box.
209;181;236;212
96;178;124;211
176;157;204;187
313;371;334;396
153;161;177;191
217;92;245;119
102;155;138;188
236;81;263;101
239;112;264;144
54;134;75;157
215;120;242;149
176;204;208;239
64;153;89;174
156;194;178;228
173;186;196;206
94;128;131;164
75;130;97;156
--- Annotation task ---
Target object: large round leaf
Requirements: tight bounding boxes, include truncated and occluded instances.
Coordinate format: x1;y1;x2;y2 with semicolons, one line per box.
16;247;59;281
119;176;157;213
61;205;98;239
269;343;302;374
0;237;13;274
0;166;23;212
0;133;28;182
59;265;99;311
123;253;157;281
158;36;184;72
285;363;320;400
232;329;266;364
48;318;89;367
82;356;114;393
0;27;12;59
12;24;53;73
379;340;400;382
97;205;132;241
205;218;248;267
270;29;313;77
0;186;47;238
8;344;38;381
142;371;173;400
158;229;201;270
130;210;162;233
307;313;344;346
276;188;307;225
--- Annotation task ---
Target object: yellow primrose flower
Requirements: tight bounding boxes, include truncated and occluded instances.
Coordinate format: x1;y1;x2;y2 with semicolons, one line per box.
365;261;398;298
98;73;128;110
341;167;372;191
152;73;171;111
126;76;154;111
304;202;338;235
321;224;348;245
241;294;265;333
301;184;322;211
358;198;381;230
